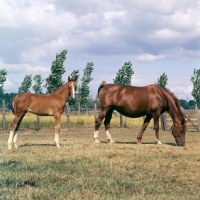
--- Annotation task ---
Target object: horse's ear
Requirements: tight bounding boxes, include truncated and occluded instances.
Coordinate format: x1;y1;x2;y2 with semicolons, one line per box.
68;76;71;82
74;76;77;81
181;118;187;125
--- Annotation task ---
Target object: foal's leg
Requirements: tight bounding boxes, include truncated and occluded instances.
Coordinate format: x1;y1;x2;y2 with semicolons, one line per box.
137;114;152;144
8;113;25;150
94;110;107;144
104;109;114;143
54;113;61;148
152;113;162;145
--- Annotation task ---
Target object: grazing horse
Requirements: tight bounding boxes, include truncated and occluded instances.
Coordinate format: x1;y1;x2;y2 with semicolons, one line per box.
7;76;77;150
94;82;187;146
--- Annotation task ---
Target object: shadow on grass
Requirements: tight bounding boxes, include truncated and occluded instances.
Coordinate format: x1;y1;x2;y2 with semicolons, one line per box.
20;142;177;147
19;143;56;147
164;142;177;146
102;140;177;146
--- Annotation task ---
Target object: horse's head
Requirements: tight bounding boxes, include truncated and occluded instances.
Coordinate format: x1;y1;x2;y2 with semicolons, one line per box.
171;119;187;146
68;76;77;99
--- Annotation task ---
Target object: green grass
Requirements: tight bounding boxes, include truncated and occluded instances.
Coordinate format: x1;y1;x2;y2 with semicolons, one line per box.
1;127;200;199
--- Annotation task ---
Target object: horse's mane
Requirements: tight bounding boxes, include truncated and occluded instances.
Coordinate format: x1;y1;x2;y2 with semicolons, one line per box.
98;81;106;96
159;86;185;121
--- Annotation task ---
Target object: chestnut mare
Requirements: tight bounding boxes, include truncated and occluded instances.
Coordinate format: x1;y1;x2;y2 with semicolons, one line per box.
7;76;77;150
94;82;187;146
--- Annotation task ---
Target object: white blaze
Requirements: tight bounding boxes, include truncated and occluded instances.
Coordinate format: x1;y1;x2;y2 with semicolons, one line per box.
71;83;75;99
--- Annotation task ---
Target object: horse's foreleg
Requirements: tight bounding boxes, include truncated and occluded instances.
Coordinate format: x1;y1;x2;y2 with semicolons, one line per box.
153;114;162;145
104;109;114;143
94;118;102;144
137;115;152;144
54;114;61;148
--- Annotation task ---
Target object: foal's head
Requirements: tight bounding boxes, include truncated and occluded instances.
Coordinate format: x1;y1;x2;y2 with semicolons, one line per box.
68;76;77;99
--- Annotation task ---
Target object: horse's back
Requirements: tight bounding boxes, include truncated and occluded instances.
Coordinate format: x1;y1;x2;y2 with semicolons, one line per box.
98;84;158;102
98;84;166;116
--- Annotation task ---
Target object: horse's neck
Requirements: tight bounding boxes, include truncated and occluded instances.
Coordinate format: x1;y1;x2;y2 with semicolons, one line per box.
162;89;183;126
169;107;182;126
54;83;69;103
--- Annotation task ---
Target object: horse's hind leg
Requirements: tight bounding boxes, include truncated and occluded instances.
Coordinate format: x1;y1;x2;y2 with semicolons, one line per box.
137;114;152;144
94;110;107;144
104;109;114;143
8;113;25;150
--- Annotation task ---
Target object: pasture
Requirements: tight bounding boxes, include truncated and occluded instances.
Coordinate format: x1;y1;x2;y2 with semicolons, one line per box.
1;114;200;199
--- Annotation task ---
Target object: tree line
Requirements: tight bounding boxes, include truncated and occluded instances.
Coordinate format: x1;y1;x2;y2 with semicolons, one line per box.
0;49;200;110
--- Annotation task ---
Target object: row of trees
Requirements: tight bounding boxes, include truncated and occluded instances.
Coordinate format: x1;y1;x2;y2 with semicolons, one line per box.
0;49;200;110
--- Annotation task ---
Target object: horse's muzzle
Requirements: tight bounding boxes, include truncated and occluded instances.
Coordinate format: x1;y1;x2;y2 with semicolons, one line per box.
177;142;184;147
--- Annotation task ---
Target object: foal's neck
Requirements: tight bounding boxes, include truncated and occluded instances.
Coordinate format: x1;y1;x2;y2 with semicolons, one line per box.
54;82;70;102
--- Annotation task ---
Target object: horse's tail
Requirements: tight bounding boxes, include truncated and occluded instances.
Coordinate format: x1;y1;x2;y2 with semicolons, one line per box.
98;81;106;96
11;96;16;115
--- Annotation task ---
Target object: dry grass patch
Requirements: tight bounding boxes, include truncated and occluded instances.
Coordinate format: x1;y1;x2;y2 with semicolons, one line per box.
1;127;200;199
3;112;153;129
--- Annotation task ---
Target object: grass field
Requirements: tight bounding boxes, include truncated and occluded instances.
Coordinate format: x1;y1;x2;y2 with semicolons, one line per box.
2;112;154;129
1;125;200;199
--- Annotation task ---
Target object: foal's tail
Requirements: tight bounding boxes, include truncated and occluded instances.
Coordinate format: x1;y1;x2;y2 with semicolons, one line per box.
98;81;106;96
11;97;16;115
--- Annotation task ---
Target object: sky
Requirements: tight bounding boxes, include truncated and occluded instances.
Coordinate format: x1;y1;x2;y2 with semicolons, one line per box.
0;0;200;100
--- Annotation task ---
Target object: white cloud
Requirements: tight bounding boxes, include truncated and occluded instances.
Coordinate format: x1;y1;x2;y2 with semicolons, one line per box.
171;85;193;100
130;72;194;100
4;78;19;91
0;0;199;100
134;54;165;62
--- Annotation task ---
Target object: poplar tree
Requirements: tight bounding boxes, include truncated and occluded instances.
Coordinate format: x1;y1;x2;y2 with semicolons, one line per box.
191;68;200;102
33;74;44;94
70;70;80;84
156;73;168;88
45;50;67;93
78;62;94;107
113;61;134;127
18;75;32;93
0;68;7;96
113;61;134;85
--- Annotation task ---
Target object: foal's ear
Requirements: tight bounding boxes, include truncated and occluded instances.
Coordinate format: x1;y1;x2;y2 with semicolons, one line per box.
68;76;71;82
73;76;77;81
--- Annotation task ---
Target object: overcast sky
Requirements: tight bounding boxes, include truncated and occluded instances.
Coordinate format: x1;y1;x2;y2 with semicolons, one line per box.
1;0;200;100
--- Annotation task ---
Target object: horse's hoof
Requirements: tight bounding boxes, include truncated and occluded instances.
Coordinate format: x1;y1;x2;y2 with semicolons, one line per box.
55;143;61;148
8;144;12;150
157;141;162;145
109;140;115;144
137;141;142;145
94;139;100;144
155;140;162;145
14;144;18;149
